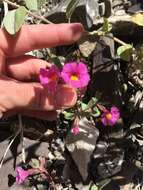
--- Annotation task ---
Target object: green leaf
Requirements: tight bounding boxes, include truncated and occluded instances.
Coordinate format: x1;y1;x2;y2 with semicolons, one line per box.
25;0;38;10
15;6;27;32
37;0;46;8
3;10;16;35
88;97;98;108
132;13;143;26
102;18;112;33
90;185;98;190
89;183;99;190
63;111;74;120
3;6;27;35
117;44;133;61
91;107;101;117
66;0;80;20
81;102;88;111
29;158;40;168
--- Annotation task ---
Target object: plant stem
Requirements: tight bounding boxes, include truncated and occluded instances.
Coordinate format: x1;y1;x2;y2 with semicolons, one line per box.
84;30;127;46
3;0;53;24
18;114;26;163
44;171;57;190
106;34;127;46
0;128;21;169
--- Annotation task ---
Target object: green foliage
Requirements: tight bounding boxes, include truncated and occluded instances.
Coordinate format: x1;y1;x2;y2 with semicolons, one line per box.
80;98;100;118
91;107;100;117
132;13;143;26
88;97;98;108
117;44;133;61
63;111;74;120
102;18;112;33
66;0;80;20
97;18;112;35
29;158;40;168
25;0;39;11
25;0;45;11
3;10;15;35
3;6;27;35
89;182;99;190
81;102;89;111
80;97;98;112
37;0;46;8
15;6;27;31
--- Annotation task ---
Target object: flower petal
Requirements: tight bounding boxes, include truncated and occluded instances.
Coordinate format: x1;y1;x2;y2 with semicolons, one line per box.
77;62;89;74
101;106;120;126
71;127;80;135
16;167;29;184
39;65;60;92
61;62;90;88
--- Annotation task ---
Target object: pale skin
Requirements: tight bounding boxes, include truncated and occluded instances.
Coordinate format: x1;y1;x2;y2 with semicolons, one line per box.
0;23;84;120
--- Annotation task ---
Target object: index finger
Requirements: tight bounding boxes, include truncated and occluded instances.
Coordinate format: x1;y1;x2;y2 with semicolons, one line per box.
0;23;83;57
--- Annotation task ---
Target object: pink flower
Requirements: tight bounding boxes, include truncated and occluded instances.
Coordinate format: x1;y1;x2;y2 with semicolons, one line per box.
61;62;90;88
39;65;60;92
71;126;80;135
71;117;80;135
16;167;30;184
101;106;120;126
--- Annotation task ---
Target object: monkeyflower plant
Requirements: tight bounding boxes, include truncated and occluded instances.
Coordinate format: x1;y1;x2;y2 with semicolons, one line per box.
39;61;120;135
15;157;54;186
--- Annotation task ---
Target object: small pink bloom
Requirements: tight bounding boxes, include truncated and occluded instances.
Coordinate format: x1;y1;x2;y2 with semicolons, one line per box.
71;126;80;135
39;65;60;92
16;167;30;184
101;106;120;126
61;62;90;88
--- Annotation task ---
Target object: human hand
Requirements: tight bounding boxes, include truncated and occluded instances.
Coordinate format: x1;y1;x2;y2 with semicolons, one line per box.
0;23;83;120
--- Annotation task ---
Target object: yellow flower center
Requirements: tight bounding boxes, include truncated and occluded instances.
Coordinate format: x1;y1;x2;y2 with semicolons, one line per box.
71;75;78;81
50;74;57;81
106;113;112;120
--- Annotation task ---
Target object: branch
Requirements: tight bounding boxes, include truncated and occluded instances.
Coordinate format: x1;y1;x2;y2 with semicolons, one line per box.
106;35;127;46
84;30;127;46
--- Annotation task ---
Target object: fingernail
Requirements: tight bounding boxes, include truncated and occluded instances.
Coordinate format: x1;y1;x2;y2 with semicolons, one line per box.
71;23;84;40
55;85;77;108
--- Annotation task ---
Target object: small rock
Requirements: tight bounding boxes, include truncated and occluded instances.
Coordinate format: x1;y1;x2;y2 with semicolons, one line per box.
63;153;92;190
90;140;124;180
78;34;97;57
66;117;99;181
